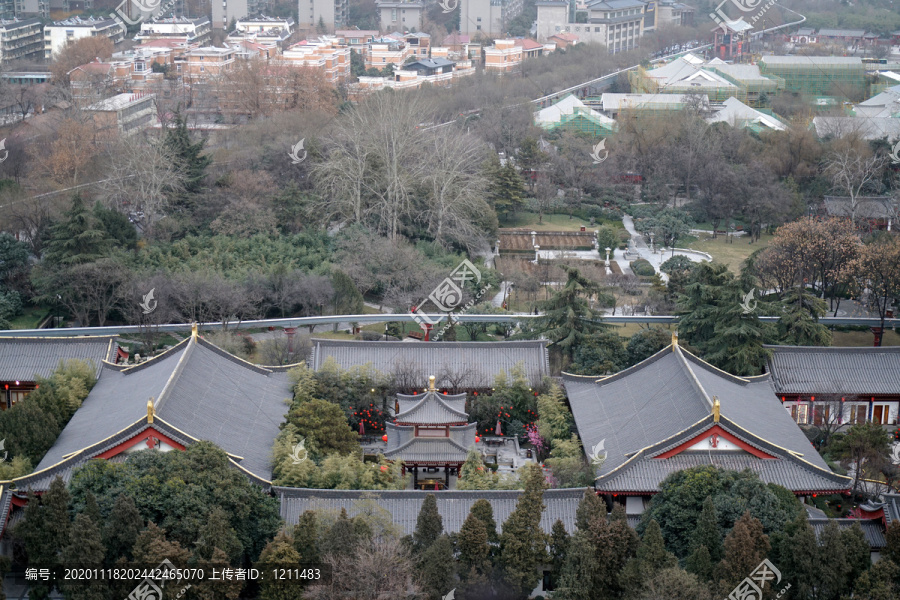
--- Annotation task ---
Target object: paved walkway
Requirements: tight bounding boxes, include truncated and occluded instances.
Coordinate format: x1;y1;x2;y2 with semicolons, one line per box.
620;215;710;282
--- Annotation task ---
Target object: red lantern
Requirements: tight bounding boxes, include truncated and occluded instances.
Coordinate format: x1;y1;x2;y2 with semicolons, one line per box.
475;436;481;443
380;465;388;472
382;434;388;442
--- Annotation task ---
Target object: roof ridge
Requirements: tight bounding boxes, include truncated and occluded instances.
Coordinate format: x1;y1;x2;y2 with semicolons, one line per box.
153;336;195;414
196;336;273;374
674;345;714;409
121;337;191;373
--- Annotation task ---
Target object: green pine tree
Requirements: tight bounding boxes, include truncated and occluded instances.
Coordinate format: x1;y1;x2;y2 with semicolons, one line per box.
256;531;305;600
293;510;320;563
690;497;723;562
684;544;714;582
499;463;548;597
717;511;769;591
485;155;526;218
574;489;605;531
320;508;358;558
842;522;873;594
418;534;456;600
457;511;493;600
42;195;113;266
413;494;444;554
81;492;102;526
777;286;832;346
554;530;597;600
103;494;144;564
164;113;212;214
61;513;109;600
470;498;499;545
195;506;243;563
535;266;608;369
549;519;569;590
771;511;817;599
636;519;677;572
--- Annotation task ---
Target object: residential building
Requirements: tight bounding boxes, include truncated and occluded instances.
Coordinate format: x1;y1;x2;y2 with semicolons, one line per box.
135;16;212;46
514;37;548;58
566;335;851;516
402;31;429;58
460;0;524;37
548;31;577;48
224;16;293;46
334;28;377;49
535;0;644;52
376;0;423;31
184;46;235;82
308;339;550;391
84;92;157;137
484;38;522;72
281;35;350;83
1;70;49;84
364;36;412;70
68;59;133;100
767;346;900;426
44;16;126;60
212;0;272;30
297;0;348;32
226;37;279;60
0;336;118;409
0;18;43;63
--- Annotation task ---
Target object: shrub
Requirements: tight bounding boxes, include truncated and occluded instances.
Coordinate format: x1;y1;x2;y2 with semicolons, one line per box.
630;259;656;277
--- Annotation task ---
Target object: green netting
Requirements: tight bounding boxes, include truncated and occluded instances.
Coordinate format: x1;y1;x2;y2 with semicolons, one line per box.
758;59;866;98
539;107;617;135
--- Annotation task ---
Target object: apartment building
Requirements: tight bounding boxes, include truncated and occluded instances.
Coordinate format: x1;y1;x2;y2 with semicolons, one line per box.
364;37;412;70
44;16;126;60
135;16;212;46
184;45;235;82
85;92;157;138
228;16;293;43
484;38;522;72
535;0;643;53
459;0;523;37
281;35;350;83
211;0;271;31
0;18;42;63
297;0;348;32
350;56;474;99
376;0;423;32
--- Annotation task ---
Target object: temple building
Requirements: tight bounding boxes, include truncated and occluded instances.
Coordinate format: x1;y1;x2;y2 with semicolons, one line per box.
383;375;476;489
766;345;900;426
565;333;851;516
0;325;294;543
0;335;118;409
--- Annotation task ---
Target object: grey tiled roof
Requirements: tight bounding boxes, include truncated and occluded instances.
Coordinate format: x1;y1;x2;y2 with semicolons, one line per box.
766;345;900;395
383;423;476;463
310;340;550;389
395;391;469;424
883;493;900;525
565;345;850;494
823;197;898;220
809;518;886;549
29;336;292;483
276;487;589;535
0;335;117;381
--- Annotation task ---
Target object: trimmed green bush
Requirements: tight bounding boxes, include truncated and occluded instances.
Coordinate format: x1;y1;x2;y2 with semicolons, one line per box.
630;259;656;277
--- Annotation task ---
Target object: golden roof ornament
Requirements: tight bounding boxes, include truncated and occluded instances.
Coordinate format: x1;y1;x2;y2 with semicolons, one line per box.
672;330;679;347
147;398;155;424
191;322;198;339
713;396;720;423
428;375;436;392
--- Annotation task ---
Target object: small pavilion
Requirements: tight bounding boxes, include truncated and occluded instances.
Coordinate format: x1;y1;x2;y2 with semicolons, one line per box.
384;375;476;489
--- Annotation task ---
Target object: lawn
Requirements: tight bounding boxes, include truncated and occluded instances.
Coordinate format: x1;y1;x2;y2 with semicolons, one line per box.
688;232;773;273
499;212;622;232
8;305;50;329
831;329;900;347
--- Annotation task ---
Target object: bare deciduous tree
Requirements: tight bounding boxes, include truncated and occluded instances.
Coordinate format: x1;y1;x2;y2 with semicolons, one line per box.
825;147;888;223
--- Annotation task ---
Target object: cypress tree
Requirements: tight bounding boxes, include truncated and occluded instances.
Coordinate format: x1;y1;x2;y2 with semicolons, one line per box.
412;494;444;554
458;512;491;576
320;508;358;558
819;520;852;600
470;498;498;545
256;531;305;600
549;519;569;591
81;492;102;527
886;521;900;564
499;463;547;598
636;519;677;572
690;496;723;562
419;535;456;600
17;476;71;600
293;510;320;563
554;530;597;600
684;544;714;582
773;512;817;599
574;489;605;531
61;513;108;600
718;511;769;590
102;494;143;563
195;506;243;563
843;522;873;591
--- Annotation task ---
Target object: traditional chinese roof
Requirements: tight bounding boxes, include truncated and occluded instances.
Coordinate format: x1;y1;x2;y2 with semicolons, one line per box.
276;487;589;534
12;332;293;491
564;341;850;495
766;345;900;396
309;339;550;389
394;390;469;424
0;335;117;381
808;518;886;548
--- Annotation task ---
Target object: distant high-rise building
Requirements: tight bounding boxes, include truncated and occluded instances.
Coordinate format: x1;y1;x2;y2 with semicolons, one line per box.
297;0;348;33
459;0;523;37
375;0;423;32
212;0;270;30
